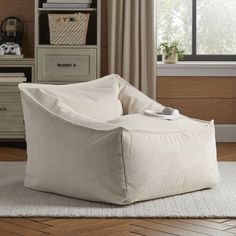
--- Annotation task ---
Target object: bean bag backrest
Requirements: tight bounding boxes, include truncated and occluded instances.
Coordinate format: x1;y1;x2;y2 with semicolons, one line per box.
20;74;164;123
23;76;124;122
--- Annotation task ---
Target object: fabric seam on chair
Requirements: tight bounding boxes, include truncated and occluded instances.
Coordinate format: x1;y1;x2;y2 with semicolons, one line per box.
127;126;212;135
120;128;129;203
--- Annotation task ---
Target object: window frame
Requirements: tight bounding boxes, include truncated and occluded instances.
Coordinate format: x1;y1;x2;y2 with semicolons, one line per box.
158;0;236;61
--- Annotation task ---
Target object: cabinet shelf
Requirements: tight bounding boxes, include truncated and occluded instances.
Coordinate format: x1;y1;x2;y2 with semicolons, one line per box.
38;9;98;46
38;8;97;12
0;60;35;139
36;0;101;83
38;45;98;48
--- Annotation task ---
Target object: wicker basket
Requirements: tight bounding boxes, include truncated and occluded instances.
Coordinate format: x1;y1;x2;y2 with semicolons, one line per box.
48;13;90;45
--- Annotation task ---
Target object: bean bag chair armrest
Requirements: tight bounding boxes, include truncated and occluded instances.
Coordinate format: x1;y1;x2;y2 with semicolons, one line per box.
114;74;164;114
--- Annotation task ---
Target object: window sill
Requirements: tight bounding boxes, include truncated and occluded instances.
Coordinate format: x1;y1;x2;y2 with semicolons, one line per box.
156;61;236;76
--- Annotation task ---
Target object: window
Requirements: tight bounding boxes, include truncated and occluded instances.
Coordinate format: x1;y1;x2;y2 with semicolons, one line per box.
157;0;236;61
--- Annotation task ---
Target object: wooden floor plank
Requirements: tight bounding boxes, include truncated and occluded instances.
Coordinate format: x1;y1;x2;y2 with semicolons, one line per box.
44;218;107;226
0;230;20;236
0;218;51;233
109;232;139;236
179;219;233;231
0;221;48;236
131;226;176;236
80;225;139;236
0;218;50;232
132;221;207;236
146;219;234;236
48;219;139;235
28;218;54;222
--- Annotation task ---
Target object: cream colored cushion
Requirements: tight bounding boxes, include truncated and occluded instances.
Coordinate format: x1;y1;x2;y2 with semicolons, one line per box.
19;74;220;205
27;77;123;122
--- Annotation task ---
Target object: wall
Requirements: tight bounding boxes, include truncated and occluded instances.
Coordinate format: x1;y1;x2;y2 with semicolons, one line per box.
0;0;34;58
157;76;236;124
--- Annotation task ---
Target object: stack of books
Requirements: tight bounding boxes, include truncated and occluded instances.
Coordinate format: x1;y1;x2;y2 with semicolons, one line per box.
43;0;92;9
0;73;27;83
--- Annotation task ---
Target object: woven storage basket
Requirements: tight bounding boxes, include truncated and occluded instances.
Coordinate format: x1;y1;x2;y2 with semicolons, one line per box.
48;13;90;45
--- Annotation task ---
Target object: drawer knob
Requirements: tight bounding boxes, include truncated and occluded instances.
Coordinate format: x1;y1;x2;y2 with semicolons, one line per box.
57;63;76;67
0;106;7;111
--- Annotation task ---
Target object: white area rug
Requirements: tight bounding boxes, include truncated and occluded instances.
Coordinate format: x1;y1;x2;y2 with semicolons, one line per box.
0;162;236;218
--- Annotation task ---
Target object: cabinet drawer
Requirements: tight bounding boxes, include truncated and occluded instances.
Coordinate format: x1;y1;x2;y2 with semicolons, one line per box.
0;93;21;103
0;84;22;93
0;103;23;121
0;93;24;134
0;121;24;132
38;48;97;82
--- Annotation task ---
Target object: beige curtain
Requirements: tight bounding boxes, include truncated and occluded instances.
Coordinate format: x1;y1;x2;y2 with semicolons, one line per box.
107;0;156;99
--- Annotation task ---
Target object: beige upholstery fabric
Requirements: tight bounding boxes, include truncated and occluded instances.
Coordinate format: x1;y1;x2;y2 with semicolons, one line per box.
19;74;220;205
25;77;123;122
107;0;157;99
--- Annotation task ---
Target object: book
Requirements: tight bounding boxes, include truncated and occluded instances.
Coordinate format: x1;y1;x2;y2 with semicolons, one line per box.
0;73;25;77
43;3;90;8
0;77;27;83
47;0;92;3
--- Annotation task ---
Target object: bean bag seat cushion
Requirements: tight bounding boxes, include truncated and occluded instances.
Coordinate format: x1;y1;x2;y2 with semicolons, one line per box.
19;74;220;205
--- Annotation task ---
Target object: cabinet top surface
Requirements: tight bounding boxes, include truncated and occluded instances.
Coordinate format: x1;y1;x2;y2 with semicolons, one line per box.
0;59;35;65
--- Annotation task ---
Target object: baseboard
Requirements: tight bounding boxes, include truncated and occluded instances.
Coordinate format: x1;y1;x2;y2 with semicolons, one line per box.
215;125;236;142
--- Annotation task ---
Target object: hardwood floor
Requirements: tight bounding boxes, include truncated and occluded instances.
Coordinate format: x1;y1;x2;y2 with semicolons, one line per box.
0;143;235;236
0;218;236;236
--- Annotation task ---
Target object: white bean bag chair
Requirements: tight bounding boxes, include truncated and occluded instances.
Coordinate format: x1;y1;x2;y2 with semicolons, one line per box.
19;74;220;205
